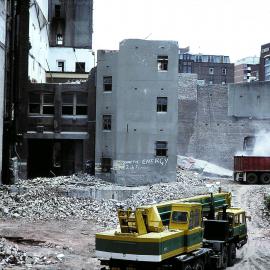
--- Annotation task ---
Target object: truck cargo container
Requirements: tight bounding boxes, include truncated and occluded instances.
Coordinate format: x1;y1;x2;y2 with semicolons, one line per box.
234;156;270;184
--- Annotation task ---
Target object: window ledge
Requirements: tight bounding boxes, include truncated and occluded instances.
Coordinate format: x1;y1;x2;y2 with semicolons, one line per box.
102;130;112;132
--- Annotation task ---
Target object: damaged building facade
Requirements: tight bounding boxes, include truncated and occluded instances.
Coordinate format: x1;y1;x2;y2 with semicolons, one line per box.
95;39;179;185
28;0;94;84
1;0;95;181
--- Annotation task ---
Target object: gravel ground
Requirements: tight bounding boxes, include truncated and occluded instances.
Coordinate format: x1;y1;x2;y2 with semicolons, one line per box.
0;170;269;269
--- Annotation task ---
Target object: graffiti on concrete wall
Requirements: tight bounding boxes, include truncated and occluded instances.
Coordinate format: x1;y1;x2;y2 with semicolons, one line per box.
113;157;169;171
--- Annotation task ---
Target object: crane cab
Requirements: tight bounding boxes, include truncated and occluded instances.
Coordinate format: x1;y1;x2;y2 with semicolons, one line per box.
169;203;203;252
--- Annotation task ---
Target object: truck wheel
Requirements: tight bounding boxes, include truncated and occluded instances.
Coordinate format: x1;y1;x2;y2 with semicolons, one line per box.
260;173;270;184
194;259;204;270
221;249;228;269
227;243;236;266
182;263;192;270
246;173;258;184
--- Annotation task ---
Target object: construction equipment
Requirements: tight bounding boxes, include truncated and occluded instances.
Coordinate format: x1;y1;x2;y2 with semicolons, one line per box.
234;136;270;184
96;191;248;269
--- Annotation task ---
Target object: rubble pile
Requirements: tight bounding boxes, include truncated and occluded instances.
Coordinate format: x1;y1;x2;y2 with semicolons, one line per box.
0;170;207;228
0;238;61;267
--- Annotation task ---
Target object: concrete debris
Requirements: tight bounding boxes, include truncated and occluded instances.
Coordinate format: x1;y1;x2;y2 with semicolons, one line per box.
177;155;233;178
0;238;60;267
0;170;208;229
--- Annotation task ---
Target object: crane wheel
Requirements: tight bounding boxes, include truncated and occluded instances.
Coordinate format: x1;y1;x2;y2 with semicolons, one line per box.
227;243;236;266
246;173;258;184
182;263;192;270
194;259;204;270
260;173;270;184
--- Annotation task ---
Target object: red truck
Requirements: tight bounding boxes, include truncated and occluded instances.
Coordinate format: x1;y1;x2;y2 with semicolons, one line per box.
234;136;270;184
234;156;270;184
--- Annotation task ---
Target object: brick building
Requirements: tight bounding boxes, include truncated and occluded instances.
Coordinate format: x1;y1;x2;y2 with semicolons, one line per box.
179;48;234;85
234;57;259;83
259;43;270;81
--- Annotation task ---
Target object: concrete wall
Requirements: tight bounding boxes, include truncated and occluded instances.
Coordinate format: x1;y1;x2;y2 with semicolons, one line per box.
28;0;49;83
48;0;93;48
228;81;270;119
178;80;270;169
47;47;94;72
96;39;179;185
0;0;6;183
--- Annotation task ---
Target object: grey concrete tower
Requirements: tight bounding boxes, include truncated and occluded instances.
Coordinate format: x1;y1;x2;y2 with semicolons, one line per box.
95;39;179;186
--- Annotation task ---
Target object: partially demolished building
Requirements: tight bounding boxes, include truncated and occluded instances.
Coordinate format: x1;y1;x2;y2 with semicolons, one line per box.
95;39;179;185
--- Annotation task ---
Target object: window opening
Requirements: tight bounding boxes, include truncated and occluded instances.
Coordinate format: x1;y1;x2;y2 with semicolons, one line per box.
101;157;112;173
57;61;64;72
209;67;214;75
56;34;63;45
172;211;188;223
157;97;167;112
55;5;61;17
103;76;112;92
103;115;112;130
75;62;86;73
157;55;168;71
155;141;167;157
62;93;88;116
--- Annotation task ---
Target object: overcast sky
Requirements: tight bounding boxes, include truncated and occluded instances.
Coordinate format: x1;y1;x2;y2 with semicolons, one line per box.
92;0;270;62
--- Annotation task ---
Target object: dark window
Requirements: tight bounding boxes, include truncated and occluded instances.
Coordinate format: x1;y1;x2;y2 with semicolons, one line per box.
29;93;40;114
29;93;54;115
62;93;74;115
103;76;112;92
76;93;88;115
155;141;167;157
53;142;61;167
42;93;54;115
157;97;167;112
62;93;88;116
57;61;64;72
75;62;86;73
56;34;63;45
55;5;61;17
157;55;168;71
209;67;214;75
103;115;112;130
172;211;188;223
101;157;112;173
189;209;201;229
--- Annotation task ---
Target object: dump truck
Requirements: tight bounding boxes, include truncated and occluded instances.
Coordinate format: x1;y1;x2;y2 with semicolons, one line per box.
234;136;270;184
96;192;248;270
234;156;270;184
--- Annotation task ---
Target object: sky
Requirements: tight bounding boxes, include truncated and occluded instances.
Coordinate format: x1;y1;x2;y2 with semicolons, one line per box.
92;0;270;62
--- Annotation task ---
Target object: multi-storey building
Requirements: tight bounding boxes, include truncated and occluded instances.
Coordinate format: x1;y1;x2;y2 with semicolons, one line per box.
28;0;94;84
95;39;179;185
259;43;270;81
234;57;260;83
1;0;96;180
179;48;234;85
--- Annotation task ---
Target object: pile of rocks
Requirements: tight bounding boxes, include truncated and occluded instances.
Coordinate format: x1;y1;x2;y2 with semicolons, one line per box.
0;238;63;267
0;169;207;228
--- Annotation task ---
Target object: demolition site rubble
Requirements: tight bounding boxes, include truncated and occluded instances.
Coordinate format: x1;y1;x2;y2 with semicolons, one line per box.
0;170;207;228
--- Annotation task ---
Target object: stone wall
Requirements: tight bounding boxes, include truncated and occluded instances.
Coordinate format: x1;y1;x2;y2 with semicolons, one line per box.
178;79;270;169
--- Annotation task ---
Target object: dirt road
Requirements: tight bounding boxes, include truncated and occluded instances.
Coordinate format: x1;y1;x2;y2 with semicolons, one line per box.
0;180;270;269
226;183;270;270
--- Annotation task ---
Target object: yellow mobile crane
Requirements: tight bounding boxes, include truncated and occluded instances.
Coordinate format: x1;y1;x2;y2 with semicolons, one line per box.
96;192;248;270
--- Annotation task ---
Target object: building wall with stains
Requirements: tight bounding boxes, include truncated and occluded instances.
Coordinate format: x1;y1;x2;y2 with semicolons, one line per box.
96;39;179;186
0;0;6;183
